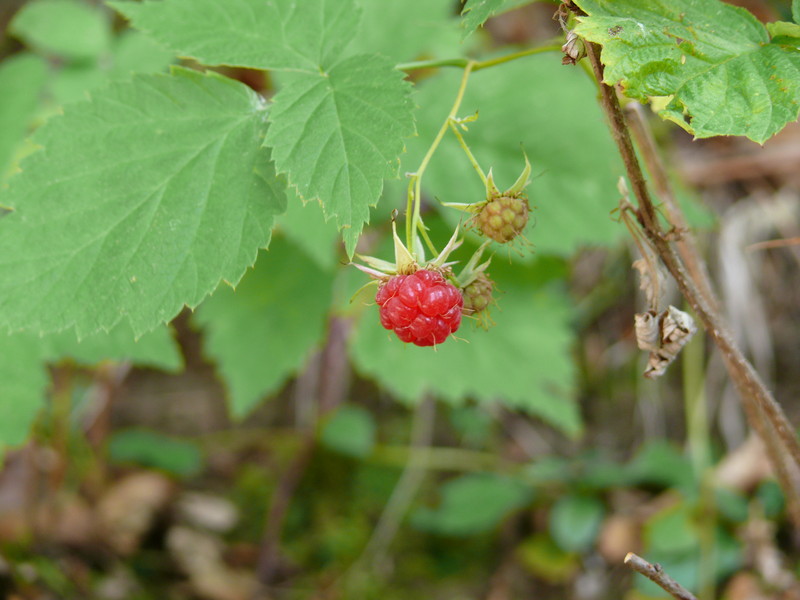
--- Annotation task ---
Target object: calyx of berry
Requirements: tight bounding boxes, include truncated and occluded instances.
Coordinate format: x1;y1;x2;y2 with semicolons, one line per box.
455;240;496;328
353;220;462;282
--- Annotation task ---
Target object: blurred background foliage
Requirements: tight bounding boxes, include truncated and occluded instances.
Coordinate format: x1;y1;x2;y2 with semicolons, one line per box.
1;0;799;599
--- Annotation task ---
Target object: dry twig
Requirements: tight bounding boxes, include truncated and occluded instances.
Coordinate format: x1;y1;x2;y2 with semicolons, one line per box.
624;553;698;600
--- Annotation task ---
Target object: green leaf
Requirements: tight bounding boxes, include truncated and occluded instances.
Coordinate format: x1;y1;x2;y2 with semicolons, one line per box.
50;30;175;105
110;0;359;71
0;334;49;449
276;192;340;270
350;263;581;436
108;30;176;79
49;65;107;106
0;321;182;451
412;473;532;536
352;0;461;62
320;405;376;458
407;55;626;256
643;502;697;555
636;526;743;597
10;0;112;61
461;0;534;37
517;534;579;583
574;0;800;143
714;487;748;523
794;0;800;25
756;480;784;518
548;494;605;553
0;53;47;180
109;429;203;477
626;440;694;491
266;55;415;256
0;68;286;338
40;323;183;372
193;238;333;418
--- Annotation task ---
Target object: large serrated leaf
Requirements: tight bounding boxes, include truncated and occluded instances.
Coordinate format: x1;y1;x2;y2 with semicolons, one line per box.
266;55;415;257
51;30;175;106
110;0;359;71
0;53;47;180
40;322;183;371
0;67;285;338
0;334;49;449
193;238;333;419
408;56;625;255
0;321;182;451
352;0;461;62
574;0;800;143
461;0;538;37
349;267;580;436
276;191;340;270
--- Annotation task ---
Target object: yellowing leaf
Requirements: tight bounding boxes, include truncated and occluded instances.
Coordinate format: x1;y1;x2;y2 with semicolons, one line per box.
574;0;800;143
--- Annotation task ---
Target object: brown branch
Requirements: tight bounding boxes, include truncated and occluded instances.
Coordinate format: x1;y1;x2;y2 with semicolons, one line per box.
747;236;800;251
624;102;718;311
581;39;800;525
624;553;698;600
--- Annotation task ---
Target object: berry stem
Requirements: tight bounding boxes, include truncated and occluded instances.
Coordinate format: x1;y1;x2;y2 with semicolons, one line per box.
406;61;475;251
447;119;487;187
396;41;563;73
416;220;439;257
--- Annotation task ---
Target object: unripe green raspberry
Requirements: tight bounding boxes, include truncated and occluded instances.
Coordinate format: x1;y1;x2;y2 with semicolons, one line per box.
462;273;494;316
475;195;529;243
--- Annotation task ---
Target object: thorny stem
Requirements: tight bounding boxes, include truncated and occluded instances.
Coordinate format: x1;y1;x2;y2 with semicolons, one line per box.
406;61;475;252
582;36;800;526
448;120;488;187
396;41;563;73
625;102;718;311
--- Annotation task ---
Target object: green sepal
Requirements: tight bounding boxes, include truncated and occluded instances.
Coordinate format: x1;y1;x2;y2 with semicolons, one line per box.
429;226;463;270
456;240;493;287
507;152;532;197
393;219;417;274
485;168;501;200
354;254;397;274
440;201;480;214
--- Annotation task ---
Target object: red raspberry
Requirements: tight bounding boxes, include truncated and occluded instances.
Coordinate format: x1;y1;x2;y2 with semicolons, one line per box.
476;195;529;243
375;269;463;347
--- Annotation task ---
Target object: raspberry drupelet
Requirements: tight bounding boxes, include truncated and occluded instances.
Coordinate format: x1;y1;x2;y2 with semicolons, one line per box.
376;269;463;347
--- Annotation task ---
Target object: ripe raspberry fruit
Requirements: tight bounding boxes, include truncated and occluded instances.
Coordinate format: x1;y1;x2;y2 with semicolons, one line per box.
462;272;494;316
476;195;529;243
376;269;463;347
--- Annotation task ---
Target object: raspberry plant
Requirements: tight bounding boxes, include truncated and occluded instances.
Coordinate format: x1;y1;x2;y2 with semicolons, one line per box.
1;0;799;453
